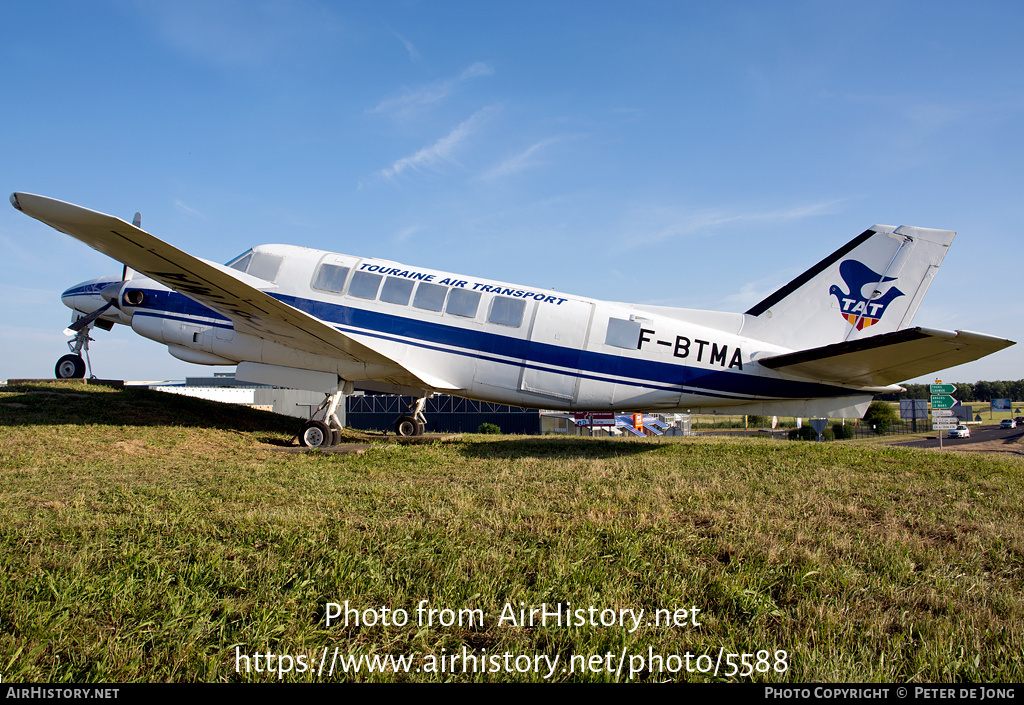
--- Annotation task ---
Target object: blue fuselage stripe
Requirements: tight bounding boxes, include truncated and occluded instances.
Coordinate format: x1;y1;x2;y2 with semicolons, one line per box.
133;289;858;400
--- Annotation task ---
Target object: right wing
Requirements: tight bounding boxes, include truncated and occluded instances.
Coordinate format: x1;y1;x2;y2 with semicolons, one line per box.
11;192;457;391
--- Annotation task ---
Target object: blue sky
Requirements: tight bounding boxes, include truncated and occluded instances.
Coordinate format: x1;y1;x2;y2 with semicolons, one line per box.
2;0;1022;387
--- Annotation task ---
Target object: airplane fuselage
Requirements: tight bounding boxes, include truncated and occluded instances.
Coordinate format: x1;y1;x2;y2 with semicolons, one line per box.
62;243;876;418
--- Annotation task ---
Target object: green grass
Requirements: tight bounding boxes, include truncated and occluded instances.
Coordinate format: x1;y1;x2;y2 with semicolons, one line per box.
1;382;1023;682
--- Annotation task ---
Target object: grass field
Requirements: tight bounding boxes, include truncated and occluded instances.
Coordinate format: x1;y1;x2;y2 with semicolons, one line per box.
1;382;1023;682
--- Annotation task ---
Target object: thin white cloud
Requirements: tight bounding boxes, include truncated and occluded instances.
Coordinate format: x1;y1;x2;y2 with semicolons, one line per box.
138;0;340;70
623;199;849;247
480;137;562;182
0;284;57;307
173;200;205;219
394;224;423;243
376;106;497;181
368;62;494;118
394;32;422;62
719;278;785;311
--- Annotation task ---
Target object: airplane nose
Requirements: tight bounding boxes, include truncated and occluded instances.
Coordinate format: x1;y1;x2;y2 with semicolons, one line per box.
61;277;117;313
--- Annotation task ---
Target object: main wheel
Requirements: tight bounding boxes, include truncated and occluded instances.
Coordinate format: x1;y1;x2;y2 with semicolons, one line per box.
395;415;421;437
299;420;332;448
55;354;86;379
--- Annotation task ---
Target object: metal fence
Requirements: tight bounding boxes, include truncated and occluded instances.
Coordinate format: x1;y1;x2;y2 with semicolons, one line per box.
775;420;933;441
345;393;542;434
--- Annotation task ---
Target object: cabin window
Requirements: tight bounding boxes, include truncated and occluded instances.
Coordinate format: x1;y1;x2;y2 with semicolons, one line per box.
488;296;526;327
445;288;481;318
349;270;383;299
413;282;448;312
605;318;641;349
312;264;351;294
248;253;283;282
380;276;414;305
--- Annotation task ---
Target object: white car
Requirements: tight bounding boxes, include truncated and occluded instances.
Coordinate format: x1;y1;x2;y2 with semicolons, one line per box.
1000;419;1017;429
947;425;971;439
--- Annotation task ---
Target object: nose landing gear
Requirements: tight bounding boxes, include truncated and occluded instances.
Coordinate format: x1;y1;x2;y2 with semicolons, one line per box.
55;322;99;379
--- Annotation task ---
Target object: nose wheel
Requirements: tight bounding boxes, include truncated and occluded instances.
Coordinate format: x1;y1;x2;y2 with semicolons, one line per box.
55;354;86;379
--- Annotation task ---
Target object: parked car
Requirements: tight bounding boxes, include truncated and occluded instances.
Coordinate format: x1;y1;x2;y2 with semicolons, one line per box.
1000;419;1017;429
948;425;971;438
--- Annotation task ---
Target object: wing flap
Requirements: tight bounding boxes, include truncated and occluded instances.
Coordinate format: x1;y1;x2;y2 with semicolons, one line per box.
758;327;1015;388
13;192;457;391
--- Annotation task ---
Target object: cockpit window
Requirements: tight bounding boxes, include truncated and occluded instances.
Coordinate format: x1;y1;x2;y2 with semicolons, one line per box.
248;253;284;282
226;251;253;272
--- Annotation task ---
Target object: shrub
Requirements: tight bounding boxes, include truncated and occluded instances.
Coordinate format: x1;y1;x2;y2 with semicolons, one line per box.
477;423;502;434
862;401;900;434
832;423;855;440
788;425;835;441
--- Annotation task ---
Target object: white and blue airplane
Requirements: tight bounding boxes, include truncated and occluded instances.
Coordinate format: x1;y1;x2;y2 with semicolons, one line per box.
11;192;1015;446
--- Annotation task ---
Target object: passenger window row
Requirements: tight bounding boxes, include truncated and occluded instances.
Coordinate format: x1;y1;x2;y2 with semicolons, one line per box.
312;264;527;328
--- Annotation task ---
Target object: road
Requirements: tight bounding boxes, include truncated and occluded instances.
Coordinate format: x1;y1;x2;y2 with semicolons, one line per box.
896;424;1024;450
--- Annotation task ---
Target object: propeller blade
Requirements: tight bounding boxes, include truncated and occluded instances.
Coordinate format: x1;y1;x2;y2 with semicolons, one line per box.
124;213;140;281
63;302;113;335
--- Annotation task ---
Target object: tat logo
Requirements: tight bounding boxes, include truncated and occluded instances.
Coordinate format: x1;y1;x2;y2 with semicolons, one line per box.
829;260;904;330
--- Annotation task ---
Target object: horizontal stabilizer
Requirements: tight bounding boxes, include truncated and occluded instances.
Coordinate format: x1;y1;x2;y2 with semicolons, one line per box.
757;327;1015;389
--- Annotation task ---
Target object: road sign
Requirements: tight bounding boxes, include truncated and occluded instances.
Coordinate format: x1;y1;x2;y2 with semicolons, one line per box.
933;423;958;430
900;399;928;420
575;412;615;426
931;395;957;409
809;418;829;439
930;384;956;395
932;409;955;417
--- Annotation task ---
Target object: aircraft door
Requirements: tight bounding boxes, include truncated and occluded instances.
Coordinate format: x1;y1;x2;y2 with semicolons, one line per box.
519;299;595;401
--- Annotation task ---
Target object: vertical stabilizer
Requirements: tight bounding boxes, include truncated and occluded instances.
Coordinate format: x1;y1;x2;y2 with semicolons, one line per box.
741;225;955;351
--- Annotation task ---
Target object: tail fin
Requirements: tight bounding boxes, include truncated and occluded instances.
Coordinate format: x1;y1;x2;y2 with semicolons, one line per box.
741;224;955;351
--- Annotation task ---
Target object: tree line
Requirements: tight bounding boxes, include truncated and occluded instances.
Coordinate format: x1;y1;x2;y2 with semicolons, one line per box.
875;380;1024;402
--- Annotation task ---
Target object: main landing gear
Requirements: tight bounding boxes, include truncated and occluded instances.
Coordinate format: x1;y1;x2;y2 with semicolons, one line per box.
297;386;430;448
299;390;345;448
393;396;427;437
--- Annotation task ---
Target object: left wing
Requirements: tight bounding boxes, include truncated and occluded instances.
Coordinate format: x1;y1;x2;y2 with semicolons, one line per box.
757;327;1014;389
11;192;457;391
